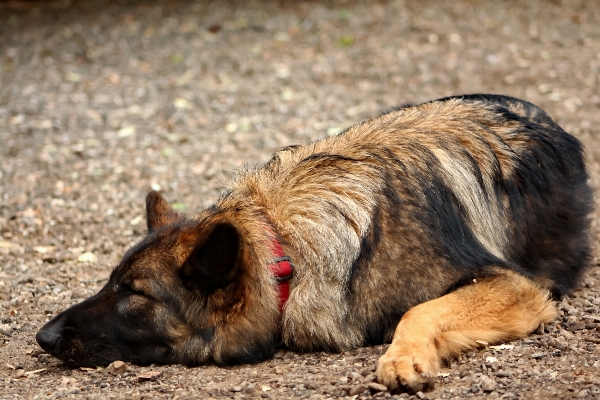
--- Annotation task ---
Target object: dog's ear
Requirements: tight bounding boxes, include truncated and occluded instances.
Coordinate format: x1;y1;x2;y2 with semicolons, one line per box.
146;191;183;232
181;223;240;290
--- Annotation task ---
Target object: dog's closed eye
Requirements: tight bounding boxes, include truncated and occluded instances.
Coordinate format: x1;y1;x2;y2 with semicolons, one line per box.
128;287;148;297
118;282;154;301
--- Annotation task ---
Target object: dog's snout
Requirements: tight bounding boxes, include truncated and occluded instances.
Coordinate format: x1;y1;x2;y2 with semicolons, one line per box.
36;320;62;352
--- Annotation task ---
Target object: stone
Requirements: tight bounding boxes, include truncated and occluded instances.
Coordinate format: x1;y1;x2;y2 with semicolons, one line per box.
480;375;497;392
348;371;362;381
367;382;387;392
137;370;161;381
0;324;13;336
106;360;128;375
425;390;442;400
349;384;368;396
363;372;377;383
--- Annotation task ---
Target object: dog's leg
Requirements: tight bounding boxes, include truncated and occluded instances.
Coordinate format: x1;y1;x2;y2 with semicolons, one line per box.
376;269;557;393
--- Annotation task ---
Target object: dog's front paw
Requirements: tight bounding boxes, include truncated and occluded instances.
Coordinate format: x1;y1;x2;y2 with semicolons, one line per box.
376;343;439;393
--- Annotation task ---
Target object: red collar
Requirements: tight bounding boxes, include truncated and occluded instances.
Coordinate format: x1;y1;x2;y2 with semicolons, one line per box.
268;238;293;314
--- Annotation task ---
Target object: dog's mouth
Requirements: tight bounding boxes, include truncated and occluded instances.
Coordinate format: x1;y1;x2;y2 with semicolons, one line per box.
38;335;174;368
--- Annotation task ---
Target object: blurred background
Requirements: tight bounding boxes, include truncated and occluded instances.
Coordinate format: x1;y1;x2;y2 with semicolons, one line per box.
2;1;598;210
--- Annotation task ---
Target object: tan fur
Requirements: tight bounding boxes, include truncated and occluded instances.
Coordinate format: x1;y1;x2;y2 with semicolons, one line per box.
376;269;557;392
229;99;531;349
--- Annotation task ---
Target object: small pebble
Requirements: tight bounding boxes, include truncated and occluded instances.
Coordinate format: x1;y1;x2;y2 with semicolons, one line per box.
480;375;497;392
30;349;45;357
363;372;377;383
14;370;26;379
0;324;13;336
106;360;127;375
349;384;368;395
137;371;162;381
368;382;387;392
348;371;362;381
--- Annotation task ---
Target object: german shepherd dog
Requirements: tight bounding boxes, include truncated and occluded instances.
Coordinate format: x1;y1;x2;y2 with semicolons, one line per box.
37;95;592;392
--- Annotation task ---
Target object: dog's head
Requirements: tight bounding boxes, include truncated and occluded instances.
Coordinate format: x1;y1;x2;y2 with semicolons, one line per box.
36;191;279;367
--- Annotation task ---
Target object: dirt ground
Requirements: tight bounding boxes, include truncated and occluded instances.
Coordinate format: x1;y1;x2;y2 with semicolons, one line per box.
1;0;599;399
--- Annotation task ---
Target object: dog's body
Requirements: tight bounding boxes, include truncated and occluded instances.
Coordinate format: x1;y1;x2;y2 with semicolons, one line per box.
37;95;592;392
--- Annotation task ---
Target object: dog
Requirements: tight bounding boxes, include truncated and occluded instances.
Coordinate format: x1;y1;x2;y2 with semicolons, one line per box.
36;94;592;392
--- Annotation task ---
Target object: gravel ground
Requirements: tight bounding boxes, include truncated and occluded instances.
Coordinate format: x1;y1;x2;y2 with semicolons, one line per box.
1;0;599;399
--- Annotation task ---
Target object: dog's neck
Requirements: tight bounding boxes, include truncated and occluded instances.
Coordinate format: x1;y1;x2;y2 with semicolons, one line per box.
268;237;293;314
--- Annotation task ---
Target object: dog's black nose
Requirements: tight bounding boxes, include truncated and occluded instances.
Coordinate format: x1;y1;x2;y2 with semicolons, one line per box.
36;321;62;352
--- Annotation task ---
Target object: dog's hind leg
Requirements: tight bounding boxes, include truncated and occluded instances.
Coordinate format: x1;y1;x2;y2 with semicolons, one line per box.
376;268;557;393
